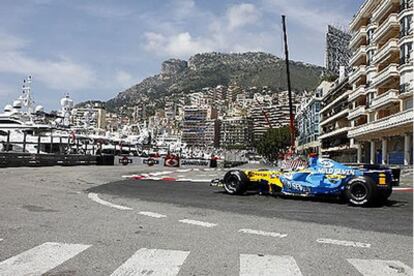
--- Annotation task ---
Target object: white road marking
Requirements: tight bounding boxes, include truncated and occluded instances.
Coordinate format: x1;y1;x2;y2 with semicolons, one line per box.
348;259;413;276
110;248;189;276
238;229;288;238
189;179;211;183
240;254;303;276
393;187;413;191
178;219;217;228
316;238;371;248
150;171;172;176
176;169;192;173
147;177;162;180
176;178;192;182
0;242;90;276
88;193;133;210
139;211;167;218
0;239;2;242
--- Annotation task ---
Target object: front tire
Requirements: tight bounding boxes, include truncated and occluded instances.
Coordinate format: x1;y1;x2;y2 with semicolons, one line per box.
223;170;249;195
344;176;376;206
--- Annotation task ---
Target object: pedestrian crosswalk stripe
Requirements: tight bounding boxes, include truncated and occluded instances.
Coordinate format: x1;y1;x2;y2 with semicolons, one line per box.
348;259;413;276
0;242;90;276
110;248;190;276
240;254;303;276
317;238;371;248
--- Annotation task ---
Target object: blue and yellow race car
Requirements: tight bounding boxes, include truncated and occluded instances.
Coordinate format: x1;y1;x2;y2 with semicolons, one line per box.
212;157;397;206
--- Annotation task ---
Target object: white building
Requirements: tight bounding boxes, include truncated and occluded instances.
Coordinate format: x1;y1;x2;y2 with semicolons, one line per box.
348;0;413;165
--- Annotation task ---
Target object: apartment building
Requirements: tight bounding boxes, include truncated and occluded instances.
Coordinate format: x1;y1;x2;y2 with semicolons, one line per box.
319;75;356;162
348;0;413;165
219;117;252;148
71;103;107;129
296;81;332;154
181;105;219;147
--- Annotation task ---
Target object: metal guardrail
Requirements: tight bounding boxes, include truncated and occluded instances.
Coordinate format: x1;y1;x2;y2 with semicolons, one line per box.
0;152;97;167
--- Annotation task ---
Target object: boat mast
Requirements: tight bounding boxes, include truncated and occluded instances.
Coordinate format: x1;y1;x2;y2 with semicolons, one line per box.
281;15;296;150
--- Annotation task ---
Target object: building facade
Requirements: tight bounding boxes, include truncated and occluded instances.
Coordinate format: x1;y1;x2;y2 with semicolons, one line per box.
319;76;357;162
348;0;413;165
325;25;353;76
181;106;218;147
219;117;252;149
296;81;332;153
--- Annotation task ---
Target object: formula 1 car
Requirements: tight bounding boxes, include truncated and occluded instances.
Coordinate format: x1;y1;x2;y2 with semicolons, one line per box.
211;157;397;206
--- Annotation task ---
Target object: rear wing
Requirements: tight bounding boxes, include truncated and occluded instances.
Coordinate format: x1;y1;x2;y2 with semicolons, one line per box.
345;163;400;186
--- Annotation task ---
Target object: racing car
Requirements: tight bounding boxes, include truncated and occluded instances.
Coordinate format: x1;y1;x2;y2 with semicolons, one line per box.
211;156;397;206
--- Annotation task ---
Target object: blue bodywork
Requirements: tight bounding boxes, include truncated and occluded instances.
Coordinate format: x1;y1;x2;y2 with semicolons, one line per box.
279;158;391;196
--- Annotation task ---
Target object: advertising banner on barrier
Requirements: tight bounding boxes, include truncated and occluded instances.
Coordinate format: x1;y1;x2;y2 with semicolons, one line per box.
164;156;180;167
114;156;163;167
180;158;211;168
114;156;142;166
142;157;163;167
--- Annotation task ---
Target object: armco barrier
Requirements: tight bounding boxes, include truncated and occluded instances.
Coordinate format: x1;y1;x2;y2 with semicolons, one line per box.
0;152;96;167
114;156;163;167
180;158;211;168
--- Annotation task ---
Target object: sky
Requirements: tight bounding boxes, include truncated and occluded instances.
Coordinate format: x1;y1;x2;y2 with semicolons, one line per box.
0;0;364;111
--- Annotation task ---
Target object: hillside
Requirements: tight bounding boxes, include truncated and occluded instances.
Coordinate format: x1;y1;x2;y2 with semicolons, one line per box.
106;52;325;112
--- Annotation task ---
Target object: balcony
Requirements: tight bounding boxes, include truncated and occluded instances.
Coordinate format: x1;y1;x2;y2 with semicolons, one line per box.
348;109;413;138
349;46;367;66
348;105;367;119
320;108;349;126
349;65;367;84
349;27;367;50
372;14;399;44
349;85;367;101
372;0;399;23
369;89;399;110
372;38;399;64
319;126;350;140
371;63;399;87
350;0;380;32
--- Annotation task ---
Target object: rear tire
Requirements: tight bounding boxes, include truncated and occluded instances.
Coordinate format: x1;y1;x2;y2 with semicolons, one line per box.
223;170;249;195
344;176;376;206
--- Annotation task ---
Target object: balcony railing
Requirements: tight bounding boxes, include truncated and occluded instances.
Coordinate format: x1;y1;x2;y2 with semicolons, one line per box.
372;63;399;87
349;65;367;84
350;46;367;66
372;0;398;22
348;109;413;138
372;13;399;43
348;105;367;119
372;38;399;63
350;27;367;49
369;89;399;110
349;85;367;101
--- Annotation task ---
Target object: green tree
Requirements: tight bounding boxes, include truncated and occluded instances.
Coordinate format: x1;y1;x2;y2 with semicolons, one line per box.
257;126;291;161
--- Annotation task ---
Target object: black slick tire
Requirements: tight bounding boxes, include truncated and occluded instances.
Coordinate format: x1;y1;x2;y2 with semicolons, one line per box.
223;170;249;195
344;176;376;206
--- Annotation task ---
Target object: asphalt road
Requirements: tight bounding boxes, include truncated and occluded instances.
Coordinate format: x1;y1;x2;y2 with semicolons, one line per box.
90;179;413;236
0;166;412;275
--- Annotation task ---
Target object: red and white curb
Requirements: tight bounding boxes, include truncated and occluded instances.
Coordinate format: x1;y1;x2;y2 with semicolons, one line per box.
392;187;413;192
122;174;211;183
